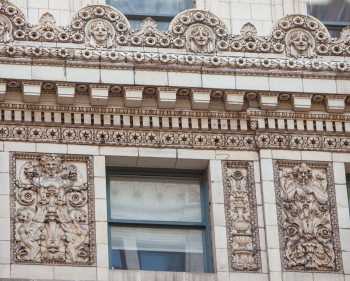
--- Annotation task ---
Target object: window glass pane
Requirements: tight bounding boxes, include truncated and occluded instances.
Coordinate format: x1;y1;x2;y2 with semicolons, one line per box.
307;0;350;22
107;0;192;17
110;226;205;272
109;176;202;222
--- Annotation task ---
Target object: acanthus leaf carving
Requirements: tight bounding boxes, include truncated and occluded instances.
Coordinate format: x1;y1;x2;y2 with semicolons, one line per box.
223;161;261;271
11;153;95;265
274;161;342;272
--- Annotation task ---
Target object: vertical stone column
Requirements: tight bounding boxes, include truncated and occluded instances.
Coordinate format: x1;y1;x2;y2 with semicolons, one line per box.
332;155;350;276
0;150;10;279
259;150;282;281
208;160;229;281
94;156;109;281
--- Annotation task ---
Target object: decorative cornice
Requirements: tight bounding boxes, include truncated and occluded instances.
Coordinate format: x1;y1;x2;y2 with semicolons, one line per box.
1;84;350;115
0;1;349;74
1;46;349;75
2;124;350;152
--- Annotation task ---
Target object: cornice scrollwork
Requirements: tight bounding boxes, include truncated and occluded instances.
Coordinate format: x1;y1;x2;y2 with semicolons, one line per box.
0;0;349;60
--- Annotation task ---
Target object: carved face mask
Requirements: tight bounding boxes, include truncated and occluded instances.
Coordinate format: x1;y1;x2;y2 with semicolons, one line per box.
91;21;108;43
291;31;310;52
43;160;60;176
191;26;210;46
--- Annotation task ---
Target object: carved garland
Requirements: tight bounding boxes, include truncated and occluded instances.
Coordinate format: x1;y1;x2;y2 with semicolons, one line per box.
1;46;349;74
10;152;95;265
223;161;261;271
273;161;342;272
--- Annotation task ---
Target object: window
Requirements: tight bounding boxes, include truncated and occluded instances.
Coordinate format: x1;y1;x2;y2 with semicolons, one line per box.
106;0;194;30
307;0;350;37
107;169;212;273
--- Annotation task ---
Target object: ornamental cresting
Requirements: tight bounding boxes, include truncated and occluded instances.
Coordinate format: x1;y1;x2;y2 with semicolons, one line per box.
0;0;349;57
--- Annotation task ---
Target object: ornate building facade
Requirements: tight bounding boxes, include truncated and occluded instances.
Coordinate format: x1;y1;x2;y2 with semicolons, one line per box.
0;0;350;280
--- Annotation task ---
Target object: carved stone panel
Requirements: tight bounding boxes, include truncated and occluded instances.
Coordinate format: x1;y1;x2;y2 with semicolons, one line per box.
223;161;261;271
274;161;342;272
10;153;95;265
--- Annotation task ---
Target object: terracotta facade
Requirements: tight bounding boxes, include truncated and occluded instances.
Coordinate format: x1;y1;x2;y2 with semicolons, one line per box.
0;0;349;281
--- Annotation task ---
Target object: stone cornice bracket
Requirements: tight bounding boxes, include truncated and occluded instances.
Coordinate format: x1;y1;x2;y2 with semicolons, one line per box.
260;93;278;110
23;82;41;103
293;94;312;111
57;83;75;104
90;85;109;106
225;91;245;111
326;96;346;113
192;89;211;110
124;86;143;107
158;87;177;109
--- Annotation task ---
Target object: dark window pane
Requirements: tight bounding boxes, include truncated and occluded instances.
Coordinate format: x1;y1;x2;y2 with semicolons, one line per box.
139;251;186;271
307;0;350;23
107;0;192;17
110;226;205;272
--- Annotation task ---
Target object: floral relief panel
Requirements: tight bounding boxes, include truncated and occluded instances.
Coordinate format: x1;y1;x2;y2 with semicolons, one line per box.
10;152;95;265
223;161;261;271
273;161;342;272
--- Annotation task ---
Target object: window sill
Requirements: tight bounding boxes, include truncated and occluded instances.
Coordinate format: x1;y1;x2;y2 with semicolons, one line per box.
108;269;217;280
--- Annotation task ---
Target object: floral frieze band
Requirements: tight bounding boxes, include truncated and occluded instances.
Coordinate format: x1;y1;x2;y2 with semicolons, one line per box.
10;152;95;265
223;161;261;271
273;161;342;272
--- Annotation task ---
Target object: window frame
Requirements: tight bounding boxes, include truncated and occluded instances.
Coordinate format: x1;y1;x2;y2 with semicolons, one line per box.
323;21;349;36
106;167;213;273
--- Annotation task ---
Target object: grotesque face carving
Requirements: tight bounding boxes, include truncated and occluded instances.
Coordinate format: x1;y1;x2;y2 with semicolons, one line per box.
286;28;315;58
0;15;13;43
40;155;63;177
186;24;215;53
86;19;115;48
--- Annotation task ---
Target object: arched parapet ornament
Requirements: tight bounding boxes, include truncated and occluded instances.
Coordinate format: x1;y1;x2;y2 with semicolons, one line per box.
69;5;130;48
272;14;330;58
28;12;66;42
169;9;228;53
129;17;169;48
0;0;27;43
